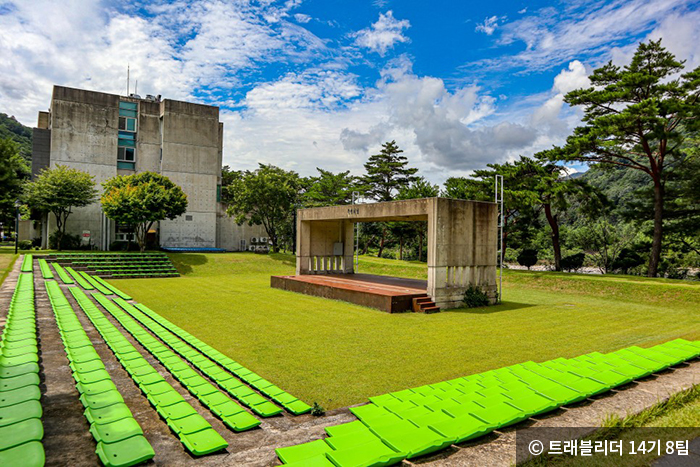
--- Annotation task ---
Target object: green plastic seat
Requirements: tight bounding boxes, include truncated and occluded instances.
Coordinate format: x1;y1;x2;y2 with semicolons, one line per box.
221;411;261;432
166;413;212;435
327;437;404;467
0;385;41;407
284;455;335;467
210;399;245;418
325;426;381;450
142;381;173;396
325;420;367;438
0;400;42;427
368;418;453;458
95;435;155;467
90;417;144;444
180;428;228;456
284;399;312;415
80;389;125;410
191;382;219;397
0;373;40;392
160;401;198;420
71;360;106;374
350;404;402;425
0;418;44;451
251;401;283;417
276;439;333;464
0;440;45;467
148;389;186;408
471;401;529;429
429;413;494;444
77;380;119;396
85;403;133;425
0;363;39;379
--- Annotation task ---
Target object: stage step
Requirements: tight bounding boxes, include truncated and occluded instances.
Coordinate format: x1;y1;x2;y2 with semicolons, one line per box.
412;296;440;314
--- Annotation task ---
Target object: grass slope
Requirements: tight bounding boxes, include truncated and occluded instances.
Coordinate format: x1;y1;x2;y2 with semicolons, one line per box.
0;248;19;288
109;253;700;410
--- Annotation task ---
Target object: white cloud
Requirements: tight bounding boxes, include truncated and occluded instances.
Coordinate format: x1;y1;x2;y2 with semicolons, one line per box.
353;10;410;56
475;16;503;35
531;60;589;135
476;0;691;72
294;13;312;23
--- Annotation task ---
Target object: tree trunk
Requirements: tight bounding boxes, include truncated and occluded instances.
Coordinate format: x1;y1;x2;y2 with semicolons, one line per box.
399;237;403;260
543;203;561;271
377;228;386;258
418;229;424;262
648;178;664;277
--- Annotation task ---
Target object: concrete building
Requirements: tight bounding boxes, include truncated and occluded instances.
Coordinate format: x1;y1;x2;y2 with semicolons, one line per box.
30;85;264;250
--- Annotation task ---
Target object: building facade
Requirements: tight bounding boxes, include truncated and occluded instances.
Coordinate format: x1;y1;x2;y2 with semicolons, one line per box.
30;85;265;251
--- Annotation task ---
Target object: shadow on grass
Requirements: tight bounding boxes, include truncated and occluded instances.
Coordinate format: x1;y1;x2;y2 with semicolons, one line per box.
168;253;208;275
269;252;296;267
446;301;535;315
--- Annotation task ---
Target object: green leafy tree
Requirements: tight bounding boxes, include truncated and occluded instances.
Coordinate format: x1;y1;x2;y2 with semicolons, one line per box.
394;177;439;261
570;217;639;274
224;164;302;253
551;39;700;276
0;138;30;228
101;172;188;252
24;164;97;250
304;168;359;207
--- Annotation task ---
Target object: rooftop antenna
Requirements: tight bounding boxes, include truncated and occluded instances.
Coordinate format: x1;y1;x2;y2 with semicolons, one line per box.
126;64;130;96
135;80;138;96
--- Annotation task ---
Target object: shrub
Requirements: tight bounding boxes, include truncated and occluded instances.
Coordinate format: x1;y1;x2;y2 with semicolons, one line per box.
49;231;81;250
311;402;325;416
463;284;490;308
561;253;585;272
612;248;645;274
18;240;33;250
517;249;538;269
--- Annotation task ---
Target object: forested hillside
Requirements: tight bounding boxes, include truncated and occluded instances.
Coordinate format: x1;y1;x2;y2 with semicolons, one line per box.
0;113;32;162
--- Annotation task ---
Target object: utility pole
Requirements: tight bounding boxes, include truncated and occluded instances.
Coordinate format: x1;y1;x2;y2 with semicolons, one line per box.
494;175;504;303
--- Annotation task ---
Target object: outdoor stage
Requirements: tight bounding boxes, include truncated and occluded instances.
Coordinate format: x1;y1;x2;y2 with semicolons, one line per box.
270;273;436;313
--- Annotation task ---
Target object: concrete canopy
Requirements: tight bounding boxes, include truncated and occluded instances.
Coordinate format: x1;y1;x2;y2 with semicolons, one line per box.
295;197;498;309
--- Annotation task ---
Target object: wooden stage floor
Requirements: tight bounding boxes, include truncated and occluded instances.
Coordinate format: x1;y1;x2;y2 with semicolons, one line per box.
270;273;428;313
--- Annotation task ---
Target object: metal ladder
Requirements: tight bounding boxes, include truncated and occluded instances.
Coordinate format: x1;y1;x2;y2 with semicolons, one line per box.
494;175;504;303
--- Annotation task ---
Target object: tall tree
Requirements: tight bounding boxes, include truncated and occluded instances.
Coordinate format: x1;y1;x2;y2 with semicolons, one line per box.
224;164;302;253
304;168;359;207
362;141;418;201
551;39;700;276
101;172;188;252
362;141;418;257
0;138;30;228
24;165;97;250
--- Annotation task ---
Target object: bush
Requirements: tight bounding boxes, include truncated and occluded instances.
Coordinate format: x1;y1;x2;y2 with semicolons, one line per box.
463;284;490;308
311;402;325;416
18;240;33;250
49;231;81;250
517;249;538;269
561;253;585;272
612;248;645;274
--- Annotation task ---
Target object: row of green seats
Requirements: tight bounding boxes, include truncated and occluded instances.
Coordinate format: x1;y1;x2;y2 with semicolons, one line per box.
0;273;44;467
50;263;74;285
112;298;282;417
69;288;228;456
44;280;154;467
64;267;94;290
20;254;33;273
110;273;179;278
78;272;113;295
38;259;53;279
276;339;700;467
89;276;132;300
133;302;312;416
91;292;260;432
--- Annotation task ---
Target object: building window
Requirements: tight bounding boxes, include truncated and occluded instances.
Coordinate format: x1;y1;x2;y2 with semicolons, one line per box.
118;101;137;169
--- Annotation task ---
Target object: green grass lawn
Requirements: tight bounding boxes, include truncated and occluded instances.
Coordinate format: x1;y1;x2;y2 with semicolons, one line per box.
109;253;700;410
0;247;19;288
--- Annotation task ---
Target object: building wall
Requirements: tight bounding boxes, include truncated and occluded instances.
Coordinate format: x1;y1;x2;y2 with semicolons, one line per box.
34;85;225;250
215;203;267;251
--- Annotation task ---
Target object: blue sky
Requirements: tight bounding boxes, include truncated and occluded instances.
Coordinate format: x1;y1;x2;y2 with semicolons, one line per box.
1;0;699;184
